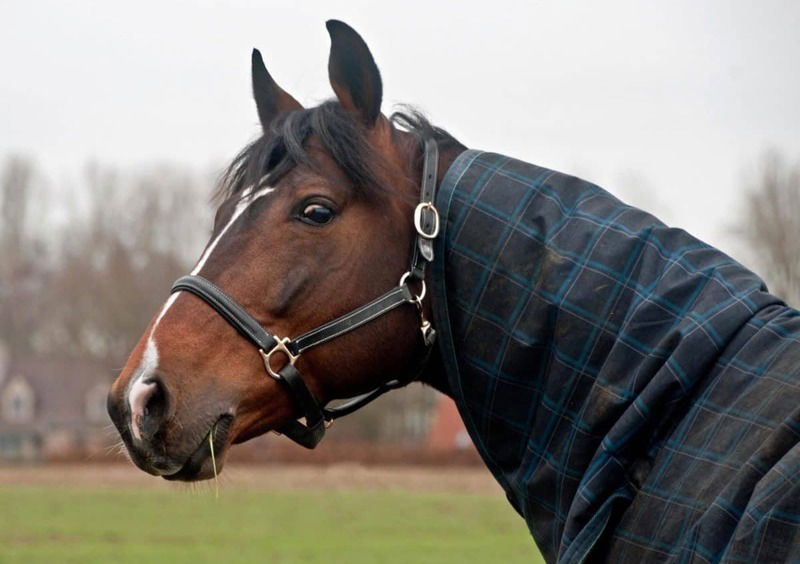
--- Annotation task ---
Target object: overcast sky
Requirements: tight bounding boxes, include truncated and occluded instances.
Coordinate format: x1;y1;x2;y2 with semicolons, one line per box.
2;1;799;261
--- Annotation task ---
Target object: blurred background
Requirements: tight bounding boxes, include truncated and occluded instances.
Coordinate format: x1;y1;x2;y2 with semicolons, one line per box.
1;1;798;562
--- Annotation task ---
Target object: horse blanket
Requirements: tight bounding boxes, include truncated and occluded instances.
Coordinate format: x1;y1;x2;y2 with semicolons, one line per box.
429;150;800;563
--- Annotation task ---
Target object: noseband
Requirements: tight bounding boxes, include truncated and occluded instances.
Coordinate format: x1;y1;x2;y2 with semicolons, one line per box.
169;138;441;448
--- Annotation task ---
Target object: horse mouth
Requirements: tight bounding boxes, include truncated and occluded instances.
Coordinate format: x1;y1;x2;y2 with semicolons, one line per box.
163;414;234;482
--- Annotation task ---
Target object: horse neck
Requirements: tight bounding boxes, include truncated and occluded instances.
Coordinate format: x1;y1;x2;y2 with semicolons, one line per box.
435;141;467;189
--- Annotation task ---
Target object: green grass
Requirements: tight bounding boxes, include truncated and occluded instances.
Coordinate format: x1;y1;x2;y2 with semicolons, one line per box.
0;486;543;563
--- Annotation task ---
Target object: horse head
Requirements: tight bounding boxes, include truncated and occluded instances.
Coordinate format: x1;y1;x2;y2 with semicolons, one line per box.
107;20;462;480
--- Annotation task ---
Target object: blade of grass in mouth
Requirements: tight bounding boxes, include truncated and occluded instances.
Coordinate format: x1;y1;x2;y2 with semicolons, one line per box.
209;423;219;500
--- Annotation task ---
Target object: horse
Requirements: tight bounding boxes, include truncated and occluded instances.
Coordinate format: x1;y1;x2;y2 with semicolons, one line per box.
108;20;800;563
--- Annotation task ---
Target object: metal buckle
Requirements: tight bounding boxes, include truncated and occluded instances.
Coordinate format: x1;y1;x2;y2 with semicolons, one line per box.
259;337;299;380
413;202;440;239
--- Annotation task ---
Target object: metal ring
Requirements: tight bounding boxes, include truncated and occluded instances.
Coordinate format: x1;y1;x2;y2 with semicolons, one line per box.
259;338;298;380
398;271;426;303
413;202;440;239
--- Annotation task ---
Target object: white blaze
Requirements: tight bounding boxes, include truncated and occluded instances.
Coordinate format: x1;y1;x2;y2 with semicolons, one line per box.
128;339;159;440
126;184;275;438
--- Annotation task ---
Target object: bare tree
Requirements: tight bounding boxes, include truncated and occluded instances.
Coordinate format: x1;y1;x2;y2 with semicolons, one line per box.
31;163;211;365
737;151;800;307
0;156;47;355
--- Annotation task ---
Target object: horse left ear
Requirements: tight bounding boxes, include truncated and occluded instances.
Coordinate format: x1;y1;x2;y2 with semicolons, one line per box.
252;48;303;131
326;20;383;126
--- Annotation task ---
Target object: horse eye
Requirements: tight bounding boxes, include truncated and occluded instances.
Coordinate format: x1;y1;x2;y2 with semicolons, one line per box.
301;203;335;225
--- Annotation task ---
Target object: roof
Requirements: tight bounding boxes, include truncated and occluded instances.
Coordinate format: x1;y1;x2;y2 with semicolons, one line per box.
1;355;114;429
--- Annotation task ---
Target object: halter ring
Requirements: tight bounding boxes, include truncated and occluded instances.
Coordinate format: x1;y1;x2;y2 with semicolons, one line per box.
259;337;299;380
399;271;427;303
414;202;440;239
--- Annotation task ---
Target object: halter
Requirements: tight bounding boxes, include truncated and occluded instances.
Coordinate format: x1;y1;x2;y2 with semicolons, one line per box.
169;138;441;448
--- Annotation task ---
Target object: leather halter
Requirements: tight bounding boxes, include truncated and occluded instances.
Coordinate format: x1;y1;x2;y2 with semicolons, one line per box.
169;138;441;448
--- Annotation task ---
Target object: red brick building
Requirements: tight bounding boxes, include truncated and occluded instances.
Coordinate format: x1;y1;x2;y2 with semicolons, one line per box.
426;395;473;451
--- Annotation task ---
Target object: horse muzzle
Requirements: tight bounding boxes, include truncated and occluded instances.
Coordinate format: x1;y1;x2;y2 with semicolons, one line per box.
107;376;234;481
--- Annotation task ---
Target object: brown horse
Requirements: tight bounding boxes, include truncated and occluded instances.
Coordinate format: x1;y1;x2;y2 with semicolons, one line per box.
109;20;800;563
108;20;463;481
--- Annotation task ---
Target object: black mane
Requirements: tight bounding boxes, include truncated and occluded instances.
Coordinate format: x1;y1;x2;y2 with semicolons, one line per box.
216;102;462;203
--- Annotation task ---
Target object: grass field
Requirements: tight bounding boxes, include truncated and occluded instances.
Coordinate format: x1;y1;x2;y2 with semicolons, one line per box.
0;465;544;563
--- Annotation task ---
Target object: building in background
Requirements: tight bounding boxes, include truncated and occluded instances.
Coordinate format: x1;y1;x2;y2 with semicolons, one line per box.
0;343;113;461
426;396;472;451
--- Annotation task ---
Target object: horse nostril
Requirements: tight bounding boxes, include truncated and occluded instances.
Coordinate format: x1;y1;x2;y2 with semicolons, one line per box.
141;380;168;437
129;377;170;441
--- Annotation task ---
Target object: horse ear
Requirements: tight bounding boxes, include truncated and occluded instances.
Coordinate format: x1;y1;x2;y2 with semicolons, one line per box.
251;48;302;131
325;20;383;126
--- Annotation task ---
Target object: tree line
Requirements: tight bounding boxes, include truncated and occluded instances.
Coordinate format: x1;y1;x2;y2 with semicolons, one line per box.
736;151;800;307
0;156;210;365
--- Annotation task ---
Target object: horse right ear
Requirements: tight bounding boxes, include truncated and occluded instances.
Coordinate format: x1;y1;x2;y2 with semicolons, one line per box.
251;48;302;131
326;20;383;126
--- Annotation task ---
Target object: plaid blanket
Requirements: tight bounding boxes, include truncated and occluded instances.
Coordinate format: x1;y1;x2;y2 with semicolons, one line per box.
430;150;800;563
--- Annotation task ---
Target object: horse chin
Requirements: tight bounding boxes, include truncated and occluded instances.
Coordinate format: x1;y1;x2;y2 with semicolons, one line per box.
162;413;234;482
